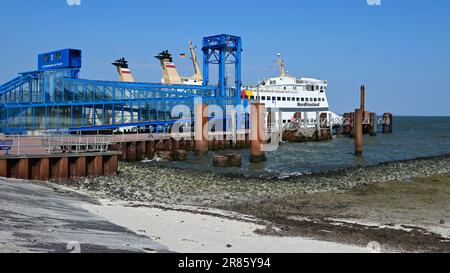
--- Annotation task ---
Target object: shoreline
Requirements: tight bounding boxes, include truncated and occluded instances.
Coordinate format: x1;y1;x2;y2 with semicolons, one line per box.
52;153;450;252
152;152;450;181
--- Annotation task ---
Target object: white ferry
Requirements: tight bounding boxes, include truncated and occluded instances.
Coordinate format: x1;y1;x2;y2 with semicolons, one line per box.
242;54;341;128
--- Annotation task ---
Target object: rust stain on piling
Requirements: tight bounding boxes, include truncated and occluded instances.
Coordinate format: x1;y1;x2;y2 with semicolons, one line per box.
250;103;267;163
194;103;209;155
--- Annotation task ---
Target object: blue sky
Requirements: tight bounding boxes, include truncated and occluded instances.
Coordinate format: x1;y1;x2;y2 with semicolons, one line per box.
0;0;449;116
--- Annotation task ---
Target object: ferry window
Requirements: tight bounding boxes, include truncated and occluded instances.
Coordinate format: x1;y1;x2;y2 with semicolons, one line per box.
310;97;313;101
316;86;319;90
261;96;266;100
277;97;281;101
272;97;276;101
314;98;317;102
322;98;325;102
44;54;50;62
305;98;309;102
270;80;276;85
301;98;305;102
284;87;286;90
282;97;286;101
250;96;255;100
297;98;300;102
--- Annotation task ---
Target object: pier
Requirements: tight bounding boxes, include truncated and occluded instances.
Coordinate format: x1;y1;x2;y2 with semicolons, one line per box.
0;34;395;182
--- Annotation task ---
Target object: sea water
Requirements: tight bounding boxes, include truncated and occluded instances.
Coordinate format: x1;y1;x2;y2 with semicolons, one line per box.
159;116;450;177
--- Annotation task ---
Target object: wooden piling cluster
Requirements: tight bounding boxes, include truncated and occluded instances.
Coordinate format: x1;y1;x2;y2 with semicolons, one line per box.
280;112;333;143
342;85;394;156
343;86;392;138
0;152;119;181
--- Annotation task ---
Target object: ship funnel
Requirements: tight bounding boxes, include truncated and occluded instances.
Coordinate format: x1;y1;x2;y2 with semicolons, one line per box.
155;50;182;84
112;57;135;82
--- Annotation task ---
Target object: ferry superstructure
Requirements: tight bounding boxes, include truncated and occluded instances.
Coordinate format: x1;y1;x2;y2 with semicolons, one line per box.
243;54;341;127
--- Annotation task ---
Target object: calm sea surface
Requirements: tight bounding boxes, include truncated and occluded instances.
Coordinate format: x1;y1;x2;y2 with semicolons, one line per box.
156;116;450;177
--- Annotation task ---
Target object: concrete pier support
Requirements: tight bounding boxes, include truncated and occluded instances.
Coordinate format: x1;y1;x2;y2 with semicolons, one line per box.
126;142;137;162
355;109;363;156
194;103;209;155
349;112;355;138
304;112;308;131
328;112;333;139
316;111;321;140
230;109;237;146
250;103;267;163
383;113;393;134
370;112;377;136
145;141;156;159
136;141;145;161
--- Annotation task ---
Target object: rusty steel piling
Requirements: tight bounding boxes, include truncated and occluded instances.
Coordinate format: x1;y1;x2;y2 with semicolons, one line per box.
355;108;363;156
250;103;267;163
194;103;209;155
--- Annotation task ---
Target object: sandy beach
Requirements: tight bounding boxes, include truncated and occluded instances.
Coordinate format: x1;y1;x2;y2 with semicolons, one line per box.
82;200;369;253
54;153;450;252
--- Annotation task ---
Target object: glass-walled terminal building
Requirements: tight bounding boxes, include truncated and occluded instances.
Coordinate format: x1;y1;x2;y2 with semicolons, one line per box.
0;37;242;134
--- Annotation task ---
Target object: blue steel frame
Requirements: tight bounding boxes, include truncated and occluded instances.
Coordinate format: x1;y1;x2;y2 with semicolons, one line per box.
0;35;245;134
202;34;242;105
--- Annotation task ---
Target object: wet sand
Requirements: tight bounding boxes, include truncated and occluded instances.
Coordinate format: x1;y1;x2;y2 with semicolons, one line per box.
82;200;369;253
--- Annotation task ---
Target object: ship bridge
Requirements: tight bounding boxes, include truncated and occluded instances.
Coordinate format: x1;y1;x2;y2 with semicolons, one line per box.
0;35;244;134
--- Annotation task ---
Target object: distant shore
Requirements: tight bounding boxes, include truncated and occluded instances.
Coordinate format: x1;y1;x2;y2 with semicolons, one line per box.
58;153;450;252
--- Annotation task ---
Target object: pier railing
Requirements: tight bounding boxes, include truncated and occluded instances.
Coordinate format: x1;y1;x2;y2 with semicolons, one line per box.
0;134;113;156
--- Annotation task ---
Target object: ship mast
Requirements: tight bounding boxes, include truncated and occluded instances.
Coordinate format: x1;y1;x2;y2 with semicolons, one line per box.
189;41;203;81
277;53;286;78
